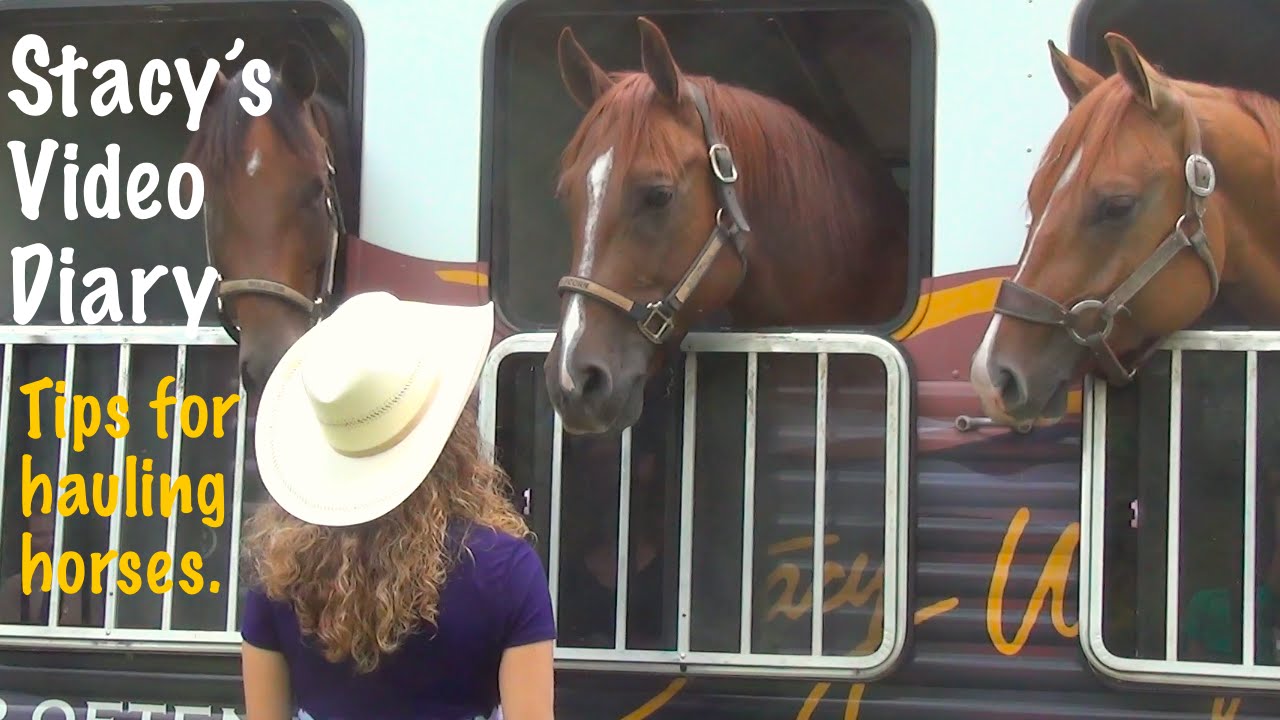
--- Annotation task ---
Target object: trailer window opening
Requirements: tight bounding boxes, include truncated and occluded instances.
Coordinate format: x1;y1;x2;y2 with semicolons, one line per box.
0;0;362;652
1070;0;1280;336
483;1;935;336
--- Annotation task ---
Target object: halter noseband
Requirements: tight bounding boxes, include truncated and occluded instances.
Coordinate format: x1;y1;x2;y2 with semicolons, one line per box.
991;99;1221;386
556;83;753;345
204;142;347;344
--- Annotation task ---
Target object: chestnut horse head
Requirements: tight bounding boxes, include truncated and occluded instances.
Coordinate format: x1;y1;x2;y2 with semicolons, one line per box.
183;43;353;403
968;32;1280;426
546;16;909;435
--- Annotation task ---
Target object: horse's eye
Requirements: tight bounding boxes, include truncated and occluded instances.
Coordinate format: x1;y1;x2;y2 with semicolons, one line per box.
642;185;674;209
1094;194;1137;224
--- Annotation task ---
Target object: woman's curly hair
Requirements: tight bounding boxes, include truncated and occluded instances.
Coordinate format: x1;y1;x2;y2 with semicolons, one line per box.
240;406;530;673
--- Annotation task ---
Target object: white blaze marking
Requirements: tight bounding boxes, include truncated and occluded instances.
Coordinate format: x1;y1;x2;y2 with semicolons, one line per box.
559;147;614;392
246;148;262;177
971;145;1083;385
1012;146;1081;284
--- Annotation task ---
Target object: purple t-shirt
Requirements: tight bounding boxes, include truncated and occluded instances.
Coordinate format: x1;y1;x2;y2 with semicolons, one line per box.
241;523;556;720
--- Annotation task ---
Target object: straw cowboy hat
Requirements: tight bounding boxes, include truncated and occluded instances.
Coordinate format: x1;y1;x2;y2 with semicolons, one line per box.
254;291;495;527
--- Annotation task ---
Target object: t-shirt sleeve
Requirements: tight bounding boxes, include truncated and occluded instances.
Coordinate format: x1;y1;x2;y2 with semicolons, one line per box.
502;539;557;649
240;586;282;651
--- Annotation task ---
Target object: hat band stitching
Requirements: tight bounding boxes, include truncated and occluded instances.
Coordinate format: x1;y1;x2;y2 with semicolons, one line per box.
314;356;428;428
333;396;433;459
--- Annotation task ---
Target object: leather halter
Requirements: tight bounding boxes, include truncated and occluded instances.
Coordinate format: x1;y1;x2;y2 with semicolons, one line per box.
556;83;753;344
202;140;346;344
992;100;1220;386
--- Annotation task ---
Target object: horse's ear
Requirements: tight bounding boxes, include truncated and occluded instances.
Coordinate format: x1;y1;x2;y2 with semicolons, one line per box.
637;17;682;104
1047;40;1102;108
557;27;613;112
280;42;318;101
1104;32;1175;114
186;45;229;108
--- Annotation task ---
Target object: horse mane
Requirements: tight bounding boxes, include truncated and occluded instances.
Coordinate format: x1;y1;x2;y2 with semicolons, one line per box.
1224;88;1280;200
1030;74;1280;212
183;70;326;190
557;72;898;273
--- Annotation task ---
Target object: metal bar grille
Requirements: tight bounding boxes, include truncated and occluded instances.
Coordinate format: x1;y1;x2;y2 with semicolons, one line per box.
0;325;250;653
1081;329;1280;690
477;331;910;679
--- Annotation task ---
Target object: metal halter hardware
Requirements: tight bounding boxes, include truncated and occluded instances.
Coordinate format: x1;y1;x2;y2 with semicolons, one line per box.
992;100;1221;386
204;142;347;344
556;83;753;344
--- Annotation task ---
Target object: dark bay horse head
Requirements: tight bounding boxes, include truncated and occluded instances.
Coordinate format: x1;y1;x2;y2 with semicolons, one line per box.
971;33;1242;426
544;16;907;436
183;43;350;402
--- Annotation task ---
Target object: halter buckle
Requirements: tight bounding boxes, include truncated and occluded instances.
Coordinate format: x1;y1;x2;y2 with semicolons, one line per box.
1185;153;1216;197
639;301;676;344
709;143;739;184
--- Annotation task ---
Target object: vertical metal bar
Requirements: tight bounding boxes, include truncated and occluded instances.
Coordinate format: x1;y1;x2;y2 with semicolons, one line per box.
1086;380;1111;639
224;378;248;632
812;352;829;656
880;351;903;657
47;344;77;627
740;351;758;654
549;413;564;617
0;345;14;537
1243;350;1259;666
160;346;187;631
677;353;698;659
614;427;633;650
1165;349;1182;660
104;345;132;632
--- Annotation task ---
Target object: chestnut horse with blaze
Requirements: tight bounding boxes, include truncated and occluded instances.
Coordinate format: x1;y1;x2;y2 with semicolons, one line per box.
546;16;910;436
182;43;356;404
972;33;1280;426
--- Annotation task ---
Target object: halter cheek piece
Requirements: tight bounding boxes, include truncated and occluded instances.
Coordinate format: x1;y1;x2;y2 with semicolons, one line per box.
992;100;1221;386
555;83;753;345
203;143;347;344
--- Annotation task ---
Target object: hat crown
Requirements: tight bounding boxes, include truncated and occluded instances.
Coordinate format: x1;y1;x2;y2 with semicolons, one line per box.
301;293;420;418
297;292;438;456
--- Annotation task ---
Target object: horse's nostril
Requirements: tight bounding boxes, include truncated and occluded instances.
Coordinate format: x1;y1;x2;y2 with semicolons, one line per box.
580;363;611;400
994;365;1028;411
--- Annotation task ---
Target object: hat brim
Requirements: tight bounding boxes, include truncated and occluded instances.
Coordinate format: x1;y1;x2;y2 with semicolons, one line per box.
253;301;495;527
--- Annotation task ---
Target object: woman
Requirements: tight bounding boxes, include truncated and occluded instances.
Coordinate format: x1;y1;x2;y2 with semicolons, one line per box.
238;290;555;719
